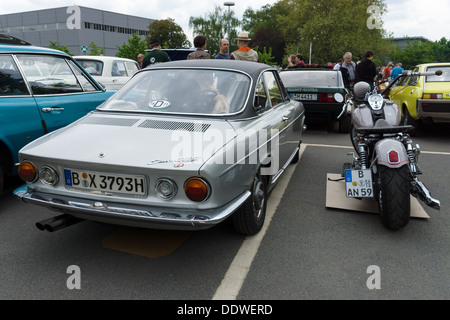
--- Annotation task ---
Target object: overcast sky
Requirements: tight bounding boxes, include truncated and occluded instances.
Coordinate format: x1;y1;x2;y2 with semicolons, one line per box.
1;0;448;43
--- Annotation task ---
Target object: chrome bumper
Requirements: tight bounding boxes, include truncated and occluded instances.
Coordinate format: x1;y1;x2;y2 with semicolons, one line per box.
14;185;251;231
417;99;450;123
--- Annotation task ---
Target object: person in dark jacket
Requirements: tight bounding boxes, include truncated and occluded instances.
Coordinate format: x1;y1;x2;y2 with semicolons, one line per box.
355;50;377;89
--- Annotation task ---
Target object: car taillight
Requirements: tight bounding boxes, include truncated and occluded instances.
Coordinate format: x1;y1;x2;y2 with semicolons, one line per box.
184;177;210;202
423;93;443;99
388;150;399;164
319;93;335;103
18;161;38;182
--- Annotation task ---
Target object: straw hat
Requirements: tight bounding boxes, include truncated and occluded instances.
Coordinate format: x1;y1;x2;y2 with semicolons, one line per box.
236;31;251;41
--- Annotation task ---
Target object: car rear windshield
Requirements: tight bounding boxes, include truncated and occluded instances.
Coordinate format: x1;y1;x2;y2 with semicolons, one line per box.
280;70;342;88
99;68;251;115
426;66;450;82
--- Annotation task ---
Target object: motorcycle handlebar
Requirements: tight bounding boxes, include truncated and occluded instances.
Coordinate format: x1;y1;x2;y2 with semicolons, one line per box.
401;70;442;77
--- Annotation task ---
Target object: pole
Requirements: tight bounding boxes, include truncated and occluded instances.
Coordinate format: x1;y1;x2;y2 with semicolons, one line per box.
309;42;312;65
224;2;235;54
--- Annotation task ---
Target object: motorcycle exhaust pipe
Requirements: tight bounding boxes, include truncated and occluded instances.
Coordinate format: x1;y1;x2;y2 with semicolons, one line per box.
412;178;440;210
36;214;84;232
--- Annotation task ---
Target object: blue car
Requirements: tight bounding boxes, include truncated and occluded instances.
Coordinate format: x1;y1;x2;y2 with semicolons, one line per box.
0;35;115;193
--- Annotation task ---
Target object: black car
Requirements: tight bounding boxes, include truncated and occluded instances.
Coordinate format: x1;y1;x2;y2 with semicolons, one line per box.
280;68;351;132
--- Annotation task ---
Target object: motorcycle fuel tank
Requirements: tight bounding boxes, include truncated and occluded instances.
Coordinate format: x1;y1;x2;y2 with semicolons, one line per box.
352;101;401;128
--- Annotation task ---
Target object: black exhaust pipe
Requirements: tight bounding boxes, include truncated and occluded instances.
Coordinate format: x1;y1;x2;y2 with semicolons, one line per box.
36;214;84;232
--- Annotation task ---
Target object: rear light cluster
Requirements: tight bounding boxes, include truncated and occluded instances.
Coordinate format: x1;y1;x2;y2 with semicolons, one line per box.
423;93;443;99
17;161;211;202
319;93;343;103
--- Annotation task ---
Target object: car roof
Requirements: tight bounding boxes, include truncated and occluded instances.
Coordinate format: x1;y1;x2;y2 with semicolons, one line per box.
416;62;450;68
0;43;69;56
143;59;274;78
73;55;137;63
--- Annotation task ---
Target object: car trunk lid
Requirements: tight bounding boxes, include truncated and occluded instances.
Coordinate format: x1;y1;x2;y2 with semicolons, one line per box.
20;113;237;171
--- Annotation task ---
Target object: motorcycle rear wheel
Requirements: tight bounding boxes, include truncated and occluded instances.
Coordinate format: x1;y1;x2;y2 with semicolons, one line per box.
376;165;411;230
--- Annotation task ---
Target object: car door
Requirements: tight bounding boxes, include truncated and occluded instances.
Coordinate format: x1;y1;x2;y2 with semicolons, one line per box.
254;70;298;178
0;54;45;168
390;67;421;118
16;54;113;133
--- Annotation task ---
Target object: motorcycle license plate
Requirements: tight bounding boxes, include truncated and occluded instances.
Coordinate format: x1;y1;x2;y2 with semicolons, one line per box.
345;169;373;198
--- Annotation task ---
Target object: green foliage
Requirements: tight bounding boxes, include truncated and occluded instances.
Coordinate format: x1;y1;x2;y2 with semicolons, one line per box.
276;0;390;64
147;18;190;49
389;37;450;69
254;46;277;65
189;5;240;56
88;41;104;56
48;41;73;56
116;33;148;61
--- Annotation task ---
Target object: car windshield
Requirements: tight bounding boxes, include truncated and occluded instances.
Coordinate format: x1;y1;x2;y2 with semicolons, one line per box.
280;70;342;88
426;66;450;82
99;68;251;115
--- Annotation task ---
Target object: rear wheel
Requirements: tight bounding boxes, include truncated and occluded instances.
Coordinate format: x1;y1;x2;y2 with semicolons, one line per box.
402;106;420;135
377;165;411;230
0;162;4;195
232;172;267;235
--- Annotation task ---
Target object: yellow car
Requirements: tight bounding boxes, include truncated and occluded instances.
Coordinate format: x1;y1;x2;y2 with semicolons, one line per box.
389;63;450;129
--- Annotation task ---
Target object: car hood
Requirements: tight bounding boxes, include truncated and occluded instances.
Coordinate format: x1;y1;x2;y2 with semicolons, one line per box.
19;112;237;171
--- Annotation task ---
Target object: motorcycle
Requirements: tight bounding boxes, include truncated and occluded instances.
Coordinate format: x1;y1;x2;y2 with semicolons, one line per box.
336;70;441;230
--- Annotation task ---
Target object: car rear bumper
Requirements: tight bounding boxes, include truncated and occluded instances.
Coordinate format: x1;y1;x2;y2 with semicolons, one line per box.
417;99;450;123
14;185;251;231
299;102;344;122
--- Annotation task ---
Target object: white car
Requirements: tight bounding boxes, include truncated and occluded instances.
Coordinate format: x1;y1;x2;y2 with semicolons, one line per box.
74;56;139;90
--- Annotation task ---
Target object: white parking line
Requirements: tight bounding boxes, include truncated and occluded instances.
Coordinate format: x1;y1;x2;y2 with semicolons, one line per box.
212;142;449;300
212;144;307;300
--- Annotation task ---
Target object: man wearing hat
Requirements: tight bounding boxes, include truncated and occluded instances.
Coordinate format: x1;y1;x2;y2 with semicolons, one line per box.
230;32;259;62
142;38;171;68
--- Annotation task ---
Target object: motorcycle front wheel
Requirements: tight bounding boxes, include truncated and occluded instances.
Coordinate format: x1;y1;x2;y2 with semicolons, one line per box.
376;165;411;230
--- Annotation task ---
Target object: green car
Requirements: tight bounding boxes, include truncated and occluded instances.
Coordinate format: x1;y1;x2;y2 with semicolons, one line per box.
279;68;351;132
0;35;115;193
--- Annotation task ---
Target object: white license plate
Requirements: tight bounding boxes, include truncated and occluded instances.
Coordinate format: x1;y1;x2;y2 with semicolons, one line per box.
291;93;317;101
64;169;146;196
345;169;373;198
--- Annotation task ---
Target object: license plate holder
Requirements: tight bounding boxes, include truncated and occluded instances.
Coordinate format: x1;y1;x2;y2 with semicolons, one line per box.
64;169;146;197
345;169;373;198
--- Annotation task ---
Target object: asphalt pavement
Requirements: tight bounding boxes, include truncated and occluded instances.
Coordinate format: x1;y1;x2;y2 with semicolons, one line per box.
1;123;449;301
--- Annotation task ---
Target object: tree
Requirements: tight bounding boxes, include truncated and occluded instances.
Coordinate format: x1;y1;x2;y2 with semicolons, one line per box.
116;33;148;61
88;41;104;56
276;0;390;65
48;41;73;55
242;3;289;64
189;5;240;57
147;18;190;49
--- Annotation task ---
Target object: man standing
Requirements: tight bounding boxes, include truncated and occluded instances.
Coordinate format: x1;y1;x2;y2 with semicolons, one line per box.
341;52;356;88
215;39;230;59
390;63;403;80
187;35;210;60
142;39;171;68
230;32;259;62
137;53;144;69
355;50;377;88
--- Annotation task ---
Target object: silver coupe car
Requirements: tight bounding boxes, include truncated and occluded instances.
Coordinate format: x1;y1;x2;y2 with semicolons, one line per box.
14;60;305;235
